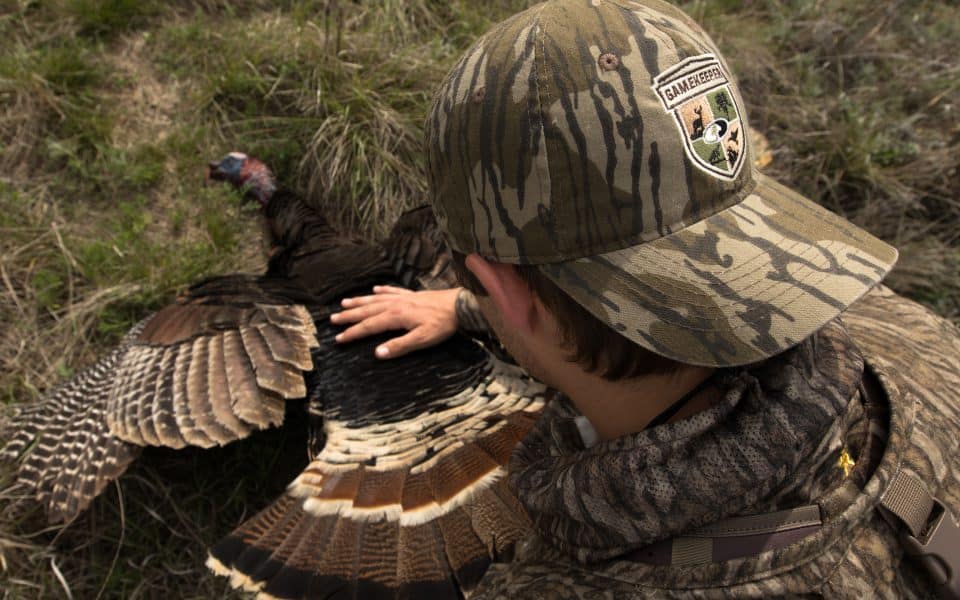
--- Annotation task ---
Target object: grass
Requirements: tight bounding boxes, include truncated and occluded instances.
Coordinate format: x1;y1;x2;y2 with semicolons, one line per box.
688;0;960;314
0;0;958;597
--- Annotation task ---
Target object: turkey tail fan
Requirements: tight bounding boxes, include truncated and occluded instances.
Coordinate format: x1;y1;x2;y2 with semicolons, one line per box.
1;324;146;523
207;478;529;600
208;339;549;599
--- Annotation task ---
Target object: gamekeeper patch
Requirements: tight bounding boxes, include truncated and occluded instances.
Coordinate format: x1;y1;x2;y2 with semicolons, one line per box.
653;54;746;180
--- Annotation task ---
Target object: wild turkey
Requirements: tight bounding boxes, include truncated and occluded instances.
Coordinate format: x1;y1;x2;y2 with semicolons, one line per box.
1;152;548;598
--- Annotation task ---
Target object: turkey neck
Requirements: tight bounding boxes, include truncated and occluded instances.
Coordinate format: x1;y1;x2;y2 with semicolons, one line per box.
256;189;393;301
262;191;340;261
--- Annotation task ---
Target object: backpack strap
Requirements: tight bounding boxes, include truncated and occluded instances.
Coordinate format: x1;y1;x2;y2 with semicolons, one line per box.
878;470;960;600
860;359;958;598
625;504;822;566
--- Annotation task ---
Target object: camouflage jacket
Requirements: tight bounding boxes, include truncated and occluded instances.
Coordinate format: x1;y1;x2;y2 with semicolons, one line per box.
471;286;959;598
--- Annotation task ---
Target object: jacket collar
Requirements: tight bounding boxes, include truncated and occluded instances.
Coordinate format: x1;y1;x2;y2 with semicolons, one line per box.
508;319;865;562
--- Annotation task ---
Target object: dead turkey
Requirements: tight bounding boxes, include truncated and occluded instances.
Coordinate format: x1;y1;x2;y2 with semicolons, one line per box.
1;152;548;599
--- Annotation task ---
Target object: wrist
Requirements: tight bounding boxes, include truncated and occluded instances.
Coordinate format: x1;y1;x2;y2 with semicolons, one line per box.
455;288;490;333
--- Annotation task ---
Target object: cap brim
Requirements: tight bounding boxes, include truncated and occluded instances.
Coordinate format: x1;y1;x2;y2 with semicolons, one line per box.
539;171;898;367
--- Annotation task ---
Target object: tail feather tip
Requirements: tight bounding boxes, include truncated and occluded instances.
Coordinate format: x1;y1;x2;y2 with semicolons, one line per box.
206;553;266;594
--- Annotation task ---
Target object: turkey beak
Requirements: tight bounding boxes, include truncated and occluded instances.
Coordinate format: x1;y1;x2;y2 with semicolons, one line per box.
206;161;223;183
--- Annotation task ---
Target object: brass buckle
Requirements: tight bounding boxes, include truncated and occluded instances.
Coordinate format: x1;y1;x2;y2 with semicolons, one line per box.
902;500;960;600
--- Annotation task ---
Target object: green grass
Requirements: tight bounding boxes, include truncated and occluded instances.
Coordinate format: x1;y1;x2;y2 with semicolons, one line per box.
0;0;958;597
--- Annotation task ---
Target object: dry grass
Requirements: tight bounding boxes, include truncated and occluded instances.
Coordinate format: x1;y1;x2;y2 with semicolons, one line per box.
0;0;957;597
692;0;960;316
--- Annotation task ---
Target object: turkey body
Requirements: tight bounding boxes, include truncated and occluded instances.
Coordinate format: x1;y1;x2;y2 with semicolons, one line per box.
2;186;548;599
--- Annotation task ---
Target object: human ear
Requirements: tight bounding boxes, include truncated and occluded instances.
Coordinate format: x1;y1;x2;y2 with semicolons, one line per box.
464;254;537;333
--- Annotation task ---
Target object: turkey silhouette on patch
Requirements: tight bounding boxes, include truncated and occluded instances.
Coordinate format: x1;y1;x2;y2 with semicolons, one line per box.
1;152;549;600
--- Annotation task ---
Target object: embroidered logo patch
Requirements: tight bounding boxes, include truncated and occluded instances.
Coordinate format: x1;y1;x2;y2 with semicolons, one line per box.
653;54;746;180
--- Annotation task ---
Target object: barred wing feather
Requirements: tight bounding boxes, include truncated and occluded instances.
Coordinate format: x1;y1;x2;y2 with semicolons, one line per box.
1;325;146;523
107;296;318;448
1;275;319;523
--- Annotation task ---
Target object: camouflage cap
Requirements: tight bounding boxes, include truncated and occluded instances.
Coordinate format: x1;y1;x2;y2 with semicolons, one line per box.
424;0;898;367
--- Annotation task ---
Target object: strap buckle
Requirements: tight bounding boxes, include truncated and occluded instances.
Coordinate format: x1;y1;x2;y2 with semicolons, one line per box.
901;499;960;600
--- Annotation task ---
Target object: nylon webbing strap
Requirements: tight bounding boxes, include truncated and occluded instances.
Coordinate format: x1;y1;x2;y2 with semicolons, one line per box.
627;505;822;566
670;537;712;566
879;470;960;600
881;469;936;538
688;504;822;538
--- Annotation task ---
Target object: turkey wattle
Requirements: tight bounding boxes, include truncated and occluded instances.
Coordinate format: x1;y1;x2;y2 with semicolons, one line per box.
2;153;549;599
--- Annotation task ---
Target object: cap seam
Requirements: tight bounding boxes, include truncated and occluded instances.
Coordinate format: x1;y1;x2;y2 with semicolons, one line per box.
533;3;559;252
656;246;825;319
637;237;814;307
645;222;798;283
604;244;880;333
588;237;819;315
638;261;855;335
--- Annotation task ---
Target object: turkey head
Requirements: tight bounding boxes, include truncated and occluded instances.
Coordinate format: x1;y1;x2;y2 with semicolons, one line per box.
207;151;277;206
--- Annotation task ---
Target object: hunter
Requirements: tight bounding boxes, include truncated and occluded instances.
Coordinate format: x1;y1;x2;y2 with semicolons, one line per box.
332;0;960;597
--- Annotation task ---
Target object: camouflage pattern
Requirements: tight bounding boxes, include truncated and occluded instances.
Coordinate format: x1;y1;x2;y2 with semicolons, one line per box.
470;287;959;598
542;175;898;367
506;317;864;563
425;0;753;261
424;0;897;367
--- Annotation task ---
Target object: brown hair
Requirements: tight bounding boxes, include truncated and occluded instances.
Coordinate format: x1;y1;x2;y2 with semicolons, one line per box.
451;252;681;379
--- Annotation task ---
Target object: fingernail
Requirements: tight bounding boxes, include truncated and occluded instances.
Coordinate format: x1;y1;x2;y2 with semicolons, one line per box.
330;312;340;322
341;298;352;307
335;333;343;342
373;285;381;291
375;346;389;358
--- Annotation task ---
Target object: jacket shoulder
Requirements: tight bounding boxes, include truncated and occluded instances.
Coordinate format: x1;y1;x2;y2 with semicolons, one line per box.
473;286;960;599
843;284;960;365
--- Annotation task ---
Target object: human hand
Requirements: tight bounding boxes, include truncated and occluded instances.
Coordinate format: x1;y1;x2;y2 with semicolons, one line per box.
330;286;460;359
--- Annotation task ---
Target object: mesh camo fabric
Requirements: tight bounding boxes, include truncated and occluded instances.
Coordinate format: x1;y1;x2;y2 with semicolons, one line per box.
424;0;898;367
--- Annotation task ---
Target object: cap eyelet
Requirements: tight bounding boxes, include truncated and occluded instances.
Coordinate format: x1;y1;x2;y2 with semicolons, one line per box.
472;87;485;103
598;53;619;71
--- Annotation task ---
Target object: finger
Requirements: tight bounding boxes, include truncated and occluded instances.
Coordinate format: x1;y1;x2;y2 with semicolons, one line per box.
373;328;436;359
340;293;400;308
335;313;409;344
330;302;391;324
372;285;413;295
340;295;374;308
